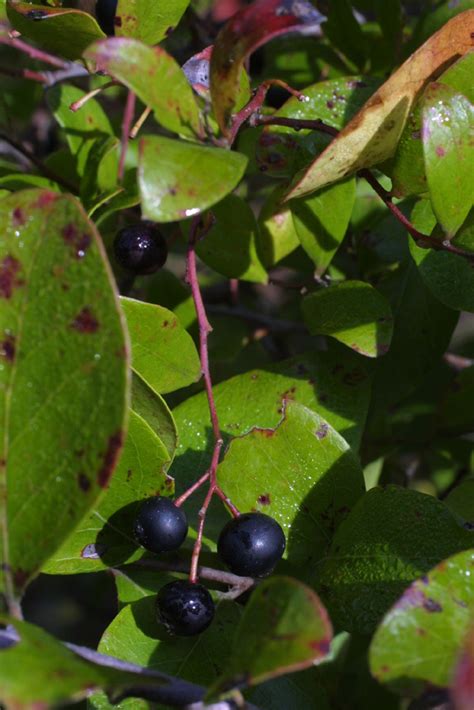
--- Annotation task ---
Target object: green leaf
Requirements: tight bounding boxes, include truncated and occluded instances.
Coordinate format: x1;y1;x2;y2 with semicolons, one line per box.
84;38;203;139
195;195;267;283
47;84;113;178
212;577;332;693
409;200;474;312
0;190;128;597
256;77;380;178
437;366;474;437
6;2;105;61
389;51;474;199
115;0;190;44
316;486;474;634
322;0;367;69
0;615;192;707
173;348;370;549
445;477;474;524
291;179;356;275
89;595;242;710
121;296;201;395
422;82;474;238
131;374;177;461
80;136;120;211
217;402;365;569
369;549;474;690
302;281;393;358
43;408;171;575
138;136;248;222
256;185;300;267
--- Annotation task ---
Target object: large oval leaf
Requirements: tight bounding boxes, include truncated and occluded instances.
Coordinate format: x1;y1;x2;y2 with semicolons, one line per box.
286;10;474;199
6;2;105;61
316;486;474;634
0;190;129;597
121;296;201;395
43;408;170;575
138;136;247;222
211;577;332;693
370;550;474;691
217;402;365;569
84;38;203;139
422;81;474;239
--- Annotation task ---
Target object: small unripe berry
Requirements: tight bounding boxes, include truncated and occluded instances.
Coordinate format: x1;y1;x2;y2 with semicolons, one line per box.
156;580;215;636
113;222;168;275
217;512;286;577
133;497;188;553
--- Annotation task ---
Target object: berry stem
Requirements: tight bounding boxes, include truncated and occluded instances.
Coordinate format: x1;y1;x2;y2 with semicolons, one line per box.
183;217;240;582
0;31;68;68
251;115;474;263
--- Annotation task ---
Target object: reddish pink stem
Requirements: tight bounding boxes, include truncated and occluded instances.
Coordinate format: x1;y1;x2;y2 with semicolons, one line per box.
118;90;136;182
227;79;307;145
184;217;240;582
0;34;67;68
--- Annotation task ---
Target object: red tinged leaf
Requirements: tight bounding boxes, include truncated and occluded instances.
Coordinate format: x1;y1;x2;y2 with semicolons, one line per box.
452;623;474;710
210;0;326;135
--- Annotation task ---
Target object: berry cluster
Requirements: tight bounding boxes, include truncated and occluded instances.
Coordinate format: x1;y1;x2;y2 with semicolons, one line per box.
133;497;286;636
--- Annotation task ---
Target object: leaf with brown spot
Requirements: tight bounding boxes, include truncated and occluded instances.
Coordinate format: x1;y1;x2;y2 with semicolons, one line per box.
0;190;129;599
210;0;326;136
210;576;332;693
285;10;474;200
115;0;190;45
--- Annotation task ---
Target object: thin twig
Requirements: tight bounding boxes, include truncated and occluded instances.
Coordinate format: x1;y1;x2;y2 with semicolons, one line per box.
131;558;254;599
119;90;136;182
69;81;116;112
0;132;78;193
0;31;67;68
252;113;339;138
130;106;152;139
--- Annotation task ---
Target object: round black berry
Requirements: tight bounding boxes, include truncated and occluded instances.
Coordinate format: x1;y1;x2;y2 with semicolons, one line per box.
96;0;118;36
156;580;215;636
217;512;286;578
113;222;168;275
133;497;188;553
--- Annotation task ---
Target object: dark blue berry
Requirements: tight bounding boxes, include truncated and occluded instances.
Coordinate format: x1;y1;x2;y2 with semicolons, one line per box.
217;512;286;577
96;0;118;36
156;581;214;636
113;222;168;275
133;497;188;553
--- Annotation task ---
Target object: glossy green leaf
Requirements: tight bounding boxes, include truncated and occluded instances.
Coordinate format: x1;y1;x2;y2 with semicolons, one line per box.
195;195;267;283
218;402;365;568
389;51;474;198
212;577;332;693
302;281;393;358
291;179;356;275
138;136;247;222
422;82;474;238
121;296;201;395
89;595;242;709
316;486;474;634
0;190;128;597
43;408;171;575
409;200;474;312
115;0;190;44
256;185;300;267
6;2;105;61
84;38;203;139
370;549;474;689
47;84;113;178
322;0;367;69
256;77;380;178
173;348;370;548
131;374;177;461
0;615;193;707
